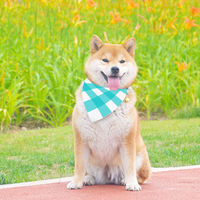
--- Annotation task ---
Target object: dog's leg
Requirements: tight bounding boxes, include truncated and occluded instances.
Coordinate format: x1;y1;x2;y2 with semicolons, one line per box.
67;129;90;189
83;174;96;186
136;147;151;184
120;139;141;191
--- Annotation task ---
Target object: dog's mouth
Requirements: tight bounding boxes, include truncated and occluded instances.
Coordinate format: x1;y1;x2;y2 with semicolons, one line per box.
101;71;125;91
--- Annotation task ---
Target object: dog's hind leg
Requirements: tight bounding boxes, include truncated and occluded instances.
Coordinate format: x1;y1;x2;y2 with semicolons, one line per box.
136;147;151;184
83;174;96;186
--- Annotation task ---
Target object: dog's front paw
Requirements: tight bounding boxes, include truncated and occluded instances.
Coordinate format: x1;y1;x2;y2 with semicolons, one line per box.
67;181;83;190
83;175;96;186
126;182;141;191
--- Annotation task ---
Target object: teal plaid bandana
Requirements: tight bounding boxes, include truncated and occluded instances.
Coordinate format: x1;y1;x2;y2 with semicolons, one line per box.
82;79;128;122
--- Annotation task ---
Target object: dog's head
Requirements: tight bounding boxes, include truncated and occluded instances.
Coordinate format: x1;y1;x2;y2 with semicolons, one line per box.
84;35;138;90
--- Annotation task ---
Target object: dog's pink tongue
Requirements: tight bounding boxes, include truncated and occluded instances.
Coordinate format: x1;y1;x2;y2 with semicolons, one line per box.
108;77;120;91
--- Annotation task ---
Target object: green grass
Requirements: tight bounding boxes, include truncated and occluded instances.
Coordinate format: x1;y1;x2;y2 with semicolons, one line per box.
142;118;200;167
0;118;200;185
0;0;200;130
0;126;75;184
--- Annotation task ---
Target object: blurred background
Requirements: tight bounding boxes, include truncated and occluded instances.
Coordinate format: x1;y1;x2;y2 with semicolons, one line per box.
0;0;200;131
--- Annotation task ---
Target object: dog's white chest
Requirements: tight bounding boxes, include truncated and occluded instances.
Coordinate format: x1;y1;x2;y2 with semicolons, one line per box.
75;99;133;163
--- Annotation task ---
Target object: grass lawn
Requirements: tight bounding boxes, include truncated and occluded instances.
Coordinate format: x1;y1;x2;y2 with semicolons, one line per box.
0;118;200;185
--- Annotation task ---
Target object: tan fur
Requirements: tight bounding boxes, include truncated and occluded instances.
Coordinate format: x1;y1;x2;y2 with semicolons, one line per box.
67;35;151;191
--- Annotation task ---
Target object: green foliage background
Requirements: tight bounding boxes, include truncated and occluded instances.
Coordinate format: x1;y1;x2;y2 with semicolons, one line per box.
0;0;200;130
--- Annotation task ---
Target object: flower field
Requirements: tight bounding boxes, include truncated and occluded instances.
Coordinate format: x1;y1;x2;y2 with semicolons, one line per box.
0;0;200;131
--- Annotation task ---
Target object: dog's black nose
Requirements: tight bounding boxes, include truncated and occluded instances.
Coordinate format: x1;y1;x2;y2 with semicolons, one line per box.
111;66;119;74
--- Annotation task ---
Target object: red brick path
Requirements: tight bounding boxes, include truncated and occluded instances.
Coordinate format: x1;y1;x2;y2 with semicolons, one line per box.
1;168;200;200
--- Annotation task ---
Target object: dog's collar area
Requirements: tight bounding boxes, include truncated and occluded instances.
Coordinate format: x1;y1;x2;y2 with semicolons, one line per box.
124;96;130;102
82;79;128;122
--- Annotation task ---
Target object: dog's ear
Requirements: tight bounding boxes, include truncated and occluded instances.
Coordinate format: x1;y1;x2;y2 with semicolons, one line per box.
90;35;104;54
123;38;136;57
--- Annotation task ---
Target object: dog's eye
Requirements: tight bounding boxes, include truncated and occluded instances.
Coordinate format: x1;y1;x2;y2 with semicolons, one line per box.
102;58;109;63
120;60;125;64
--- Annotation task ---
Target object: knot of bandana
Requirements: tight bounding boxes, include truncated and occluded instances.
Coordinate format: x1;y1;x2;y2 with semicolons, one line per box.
82;79;128;122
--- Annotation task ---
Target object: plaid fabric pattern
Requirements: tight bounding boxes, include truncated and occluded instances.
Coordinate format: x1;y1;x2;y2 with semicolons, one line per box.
82;79;127;122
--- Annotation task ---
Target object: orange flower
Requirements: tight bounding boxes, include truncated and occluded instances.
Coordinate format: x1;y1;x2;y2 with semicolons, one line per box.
175;61;188;72
191;7;200;17
72;14;87;27
126;1;139;9
40;0;47;4
169;18;177;30
5;0;13;7
86;0;97;8
110;13;125;24
177;1;184;9
39;39;44;51
184;17;200;29
148;7;152;12
73;14;81;21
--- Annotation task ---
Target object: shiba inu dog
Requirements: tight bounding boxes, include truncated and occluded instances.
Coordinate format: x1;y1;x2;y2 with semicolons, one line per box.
67;35;151;191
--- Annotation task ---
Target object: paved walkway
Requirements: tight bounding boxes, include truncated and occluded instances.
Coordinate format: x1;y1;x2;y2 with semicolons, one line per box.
1;166;200;200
